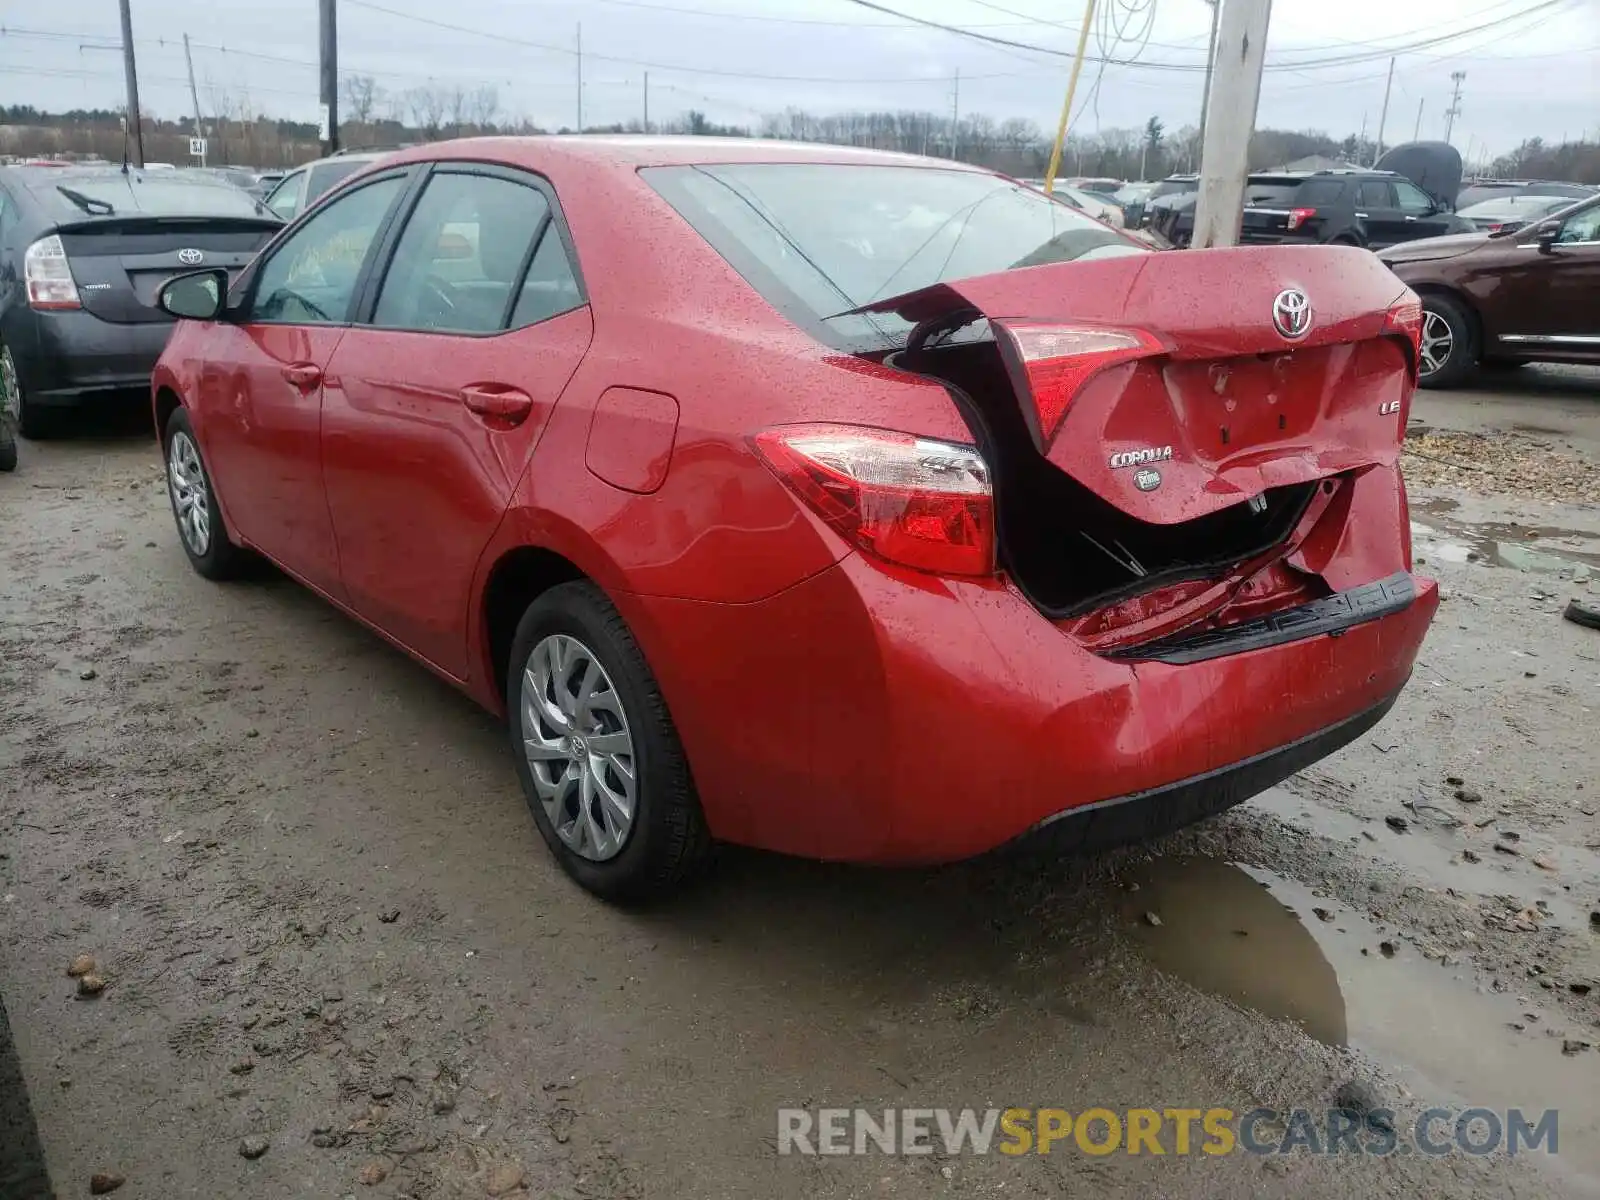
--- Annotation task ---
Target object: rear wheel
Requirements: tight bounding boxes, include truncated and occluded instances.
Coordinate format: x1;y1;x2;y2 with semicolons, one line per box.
163;408;245;579
0;346;17;472
1;341;50;443
1417;295;1476;389
507;581;711;902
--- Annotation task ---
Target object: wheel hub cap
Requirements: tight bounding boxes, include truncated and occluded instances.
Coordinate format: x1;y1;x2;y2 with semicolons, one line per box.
0;348;20;428
520;633;636;863
166;431;211;555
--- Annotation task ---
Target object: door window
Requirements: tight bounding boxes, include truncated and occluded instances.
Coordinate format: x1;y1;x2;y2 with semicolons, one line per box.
1393;181;1434;215
510;227;582;329
1356;181;1392;209
248;176;404;325
373;172;550;333
265;171;305;221
1556;202;1600;244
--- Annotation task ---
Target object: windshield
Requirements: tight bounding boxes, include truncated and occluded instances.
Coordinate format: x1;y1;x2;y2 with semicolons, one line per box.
1114;183;1154;204
306;160;369;204
643;163;1142;349
1460;196;1567;221
1150;178;1196;200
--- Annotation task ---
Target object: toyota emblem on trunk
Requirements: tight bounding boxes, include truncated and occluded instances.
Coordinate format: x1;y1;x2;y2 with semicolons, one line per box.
1272;288;1311;340
177;248;204;266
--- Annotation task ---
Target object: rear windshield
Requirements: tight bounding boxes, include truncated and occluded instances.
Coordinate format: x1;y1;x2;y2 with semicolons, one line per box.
34;174;268;220
643;163;1143;350
1243;177;1308;206
1150;178;1197;199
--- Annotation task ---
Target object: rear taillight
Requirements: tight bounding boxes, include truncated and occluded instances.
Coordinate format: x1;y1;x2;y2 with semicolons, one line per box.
1286;207;1318;231
1383;297;1423;364
25;235;80;310
993;323;1164;447
752;423;995;577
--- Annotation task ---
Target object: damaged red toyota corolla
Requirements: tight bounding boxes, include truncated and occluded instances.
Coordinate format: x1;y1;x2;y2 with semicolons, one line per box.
150;138;1438;900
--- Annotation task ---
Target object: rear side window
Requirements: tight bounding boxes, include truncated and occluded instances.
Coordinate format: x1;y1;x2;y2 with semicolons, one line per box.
1294;180;1344;205
1357;180;1393;209
509;228;582;329
374;172;553;334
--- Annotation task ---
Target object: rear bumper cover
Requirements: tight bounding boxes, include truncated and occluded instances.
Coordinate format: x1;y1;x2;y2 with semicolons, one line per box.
621;548;1438;866
8;309;174;404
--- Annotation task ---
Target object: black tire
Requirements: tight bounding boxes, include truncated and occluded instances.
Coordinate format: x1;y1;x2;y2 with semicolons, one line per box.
1417;294;1477;390
1564;600;1600;632
0;340;52;441
162;408;246;580
506;581;711;902
0;432;15;472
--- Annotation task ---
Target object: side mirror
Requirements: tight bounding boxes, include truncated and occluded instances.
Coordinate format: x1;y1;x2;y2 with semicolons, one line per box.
158;268;228;320
1534;220;1562;254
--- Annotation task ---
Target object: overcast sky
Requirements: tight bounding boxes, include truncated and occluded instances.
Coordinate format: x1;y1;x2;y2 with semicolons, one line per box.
5;0;1598;158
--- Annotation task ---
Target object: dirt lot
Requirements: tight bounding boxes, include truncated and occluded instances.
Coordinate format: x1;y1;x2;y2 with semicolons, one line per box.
3;369;1599;1199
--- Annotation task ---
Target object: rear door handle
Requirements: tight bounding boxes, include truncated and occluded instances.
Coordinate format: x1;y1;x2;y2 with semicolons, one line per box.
460;384;534;424
281;362;322;390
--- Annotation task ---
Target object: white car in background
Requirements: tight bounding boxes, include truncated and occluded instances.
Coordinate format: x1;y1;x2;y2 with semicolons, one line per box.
1020;179;1126;227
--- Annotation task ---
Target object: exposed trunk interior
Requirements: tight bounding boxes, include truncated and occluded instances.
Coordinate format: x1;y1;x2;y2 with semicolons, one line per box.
892;334;1318;620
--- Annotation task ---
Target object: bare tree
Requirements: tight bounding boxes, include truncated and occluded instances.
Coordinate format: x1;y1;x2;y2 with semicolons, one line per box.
467;85;500;132
406;85;448;135
446;86;468;135
342;74;381;126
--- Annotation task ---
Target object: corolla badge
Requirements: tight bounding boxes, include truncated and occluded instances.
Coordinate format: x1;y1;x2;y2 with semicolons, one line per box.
177;248;205;266
1109;445;1172;469
1272;288;1312;340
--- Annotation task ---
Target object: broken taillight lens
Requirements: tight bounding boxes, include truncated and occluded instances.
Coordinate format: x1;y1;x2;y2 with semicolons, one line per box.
753;423;995;576
993;323;1165;448
25;234;81;310
1383;297;1424;368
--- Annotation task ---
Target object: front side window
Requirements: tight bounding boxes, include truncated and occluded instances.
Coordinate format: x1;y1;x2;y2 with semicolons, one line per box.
249;176;404;324
306;160;368;207
644;163;1141;349
373;172;550;333
1557;200;1600;244
1394;181;1435;214
265;172;304;221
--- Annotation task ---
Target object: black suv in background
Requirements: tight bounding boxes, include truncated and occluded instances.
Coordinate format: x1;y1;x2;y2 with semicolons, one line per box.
1149;169;1474;249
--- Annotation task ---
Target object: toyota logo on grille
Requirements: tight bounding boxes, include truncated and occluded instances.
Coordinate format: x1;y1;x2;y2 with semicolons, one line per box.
177;248;204;266
1272;288;1312;340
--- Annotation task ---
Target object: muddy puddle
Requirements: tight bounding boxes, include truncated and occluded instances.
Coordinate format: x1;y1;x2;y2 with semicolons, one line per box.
1410;496;1600;573
1124;854;1600;1184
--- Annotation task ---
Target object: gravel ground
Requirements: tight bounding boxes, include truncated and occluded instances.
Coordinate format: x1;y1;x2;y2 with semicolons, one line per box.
2;376;1598;1199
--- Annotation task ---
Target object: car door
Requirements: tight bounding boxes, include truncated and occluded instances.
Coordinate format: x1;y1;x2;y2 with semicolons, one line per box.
1391;180;1456;243
197;170;410;598
1494;199;1600;350
319;164;593;677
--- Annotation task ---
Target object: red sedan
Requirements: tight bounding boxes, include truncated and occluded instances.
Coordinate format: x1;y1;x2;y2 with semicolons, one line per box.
151;138;1437;900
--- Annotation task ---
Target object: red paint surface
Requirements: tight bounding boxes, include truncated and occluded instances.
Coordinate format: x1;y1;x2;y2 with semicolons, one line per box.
154;138;1436;865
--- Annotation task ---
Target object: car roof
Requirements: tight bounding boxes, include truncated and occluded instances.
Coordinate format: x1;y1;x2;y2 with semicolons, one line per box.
376;135;992;174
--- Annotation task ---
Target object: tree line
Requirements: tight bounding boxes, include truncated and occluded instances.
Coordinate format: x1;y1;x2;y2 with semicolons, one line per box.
3;90;1596;184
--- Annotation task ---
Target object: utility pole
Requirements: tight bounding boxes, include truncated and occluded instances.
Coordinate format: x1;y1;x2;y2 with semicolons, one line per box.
1413;97;1424;141
118;0;144;168
1043;0;1098;193
319;0;339;154
1373;56;1394;165
950;69;959;160
642;71;649;134
575;24;583;133
1443;71;1465;144
1197;0;1220;150
183;33;206;166
1191;0;1273;250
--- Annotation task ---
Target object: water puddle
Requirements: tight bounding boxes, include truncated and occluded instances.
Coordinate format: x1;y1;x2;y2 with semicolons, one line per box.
1124;855;1600;1183
1409;497;1600;573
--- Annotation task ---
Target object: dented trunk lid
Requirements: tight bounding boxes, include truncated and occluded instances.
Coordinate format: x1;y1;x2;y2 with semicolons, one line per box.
861;245;1419;524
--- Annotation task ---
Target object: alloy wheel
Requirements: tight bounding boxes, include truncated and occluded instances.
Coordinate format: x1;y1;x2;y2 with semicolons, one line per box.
167;430;212;556
1419;309;1454;379
520;633;637;862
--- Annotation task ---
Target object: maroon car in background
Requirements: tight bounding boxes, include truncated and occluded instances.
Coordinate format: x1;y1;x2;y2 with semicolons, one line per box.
1379;191;1600;387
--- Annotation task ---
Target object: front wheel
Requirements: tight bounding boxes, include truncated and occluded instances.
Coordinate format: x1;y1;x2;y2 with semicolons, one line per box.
507;581;711;902
1417;295;1476;389
163;408;246;579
